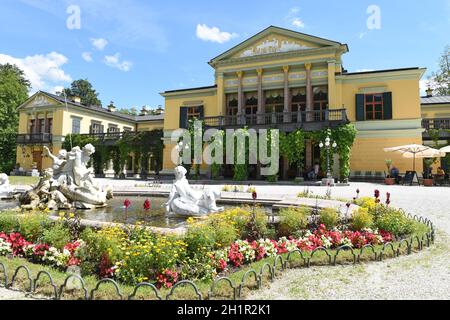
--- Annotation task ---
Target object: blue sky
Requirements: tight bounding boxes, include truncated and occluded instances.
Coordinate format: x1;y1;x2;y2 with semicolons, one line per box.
1;0;449;110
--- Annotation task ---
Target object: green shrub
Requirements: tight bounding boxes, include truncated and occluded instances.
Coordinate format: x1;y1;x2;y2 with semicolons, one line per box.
241;209;269;241
42;222;71;250
185;224;216;255
375;208;414;236
351;208;373;231
209;220;238;249
18;213;52;242
0;212;19;233
278;207;310;237
79;228;123;276
319;208;339;229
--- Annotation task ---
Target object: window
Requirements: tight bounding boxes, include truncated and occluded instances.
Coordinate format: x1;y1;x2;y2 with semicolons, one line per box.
265;93;284;114
291;90;307;122
123;127;132;132
29;119;36;134
38;119;45;133
90;122;103;134
365;94;383;120
47;118;53;134
187;106;202;120
227;95;238;116
72;118;81;134
313;89;328;121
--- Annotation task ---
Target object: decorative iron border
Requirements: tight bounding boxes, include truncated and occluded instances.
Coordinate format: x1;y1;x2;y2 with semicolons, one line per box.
0;215;435;300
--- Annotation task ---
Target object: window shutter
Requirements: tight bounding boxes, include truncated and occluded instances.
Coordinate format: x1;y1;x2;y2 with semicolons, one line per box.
100;125;104;133
199;106;204;120
383;92;393;120
179;107;188;129
355;94;365;121
89;124;93;134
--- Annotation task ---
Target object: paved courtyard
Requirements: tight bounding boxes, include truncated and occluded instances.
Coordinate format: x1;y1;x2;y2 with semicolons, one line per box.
1;181;449;300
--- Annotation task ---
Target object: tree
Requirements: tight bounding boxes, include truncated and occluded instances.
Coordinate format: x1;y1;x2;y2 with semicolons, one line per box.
0;63;30;173
428;46;450;96
59;79;102;106
117;107;138;116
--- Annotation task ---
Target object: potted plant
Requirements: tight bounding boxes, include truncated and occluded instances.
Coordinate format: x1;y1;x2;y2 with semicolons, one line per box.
384;159;395;185
423;159;434;187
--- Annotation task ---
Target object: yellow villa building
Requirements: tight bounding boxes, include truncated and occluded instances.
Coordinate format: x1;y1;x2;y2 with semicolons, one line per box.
13;26;450;180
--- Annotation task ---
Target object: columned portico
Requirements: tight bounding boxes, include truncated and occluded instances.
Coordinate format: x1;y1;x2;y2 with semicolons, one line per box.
257;68;264;124
305;63;313;122
237;71;244;123
283;65;290;123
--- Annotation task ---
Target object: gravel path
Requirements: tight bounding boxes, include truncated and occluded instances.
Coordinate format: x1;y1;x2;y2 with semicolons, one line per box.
246;183;450;300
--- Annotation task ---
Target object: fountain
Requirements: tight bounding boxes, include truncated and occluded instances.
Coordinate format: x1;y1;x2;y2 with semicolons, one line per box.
18;144;113;210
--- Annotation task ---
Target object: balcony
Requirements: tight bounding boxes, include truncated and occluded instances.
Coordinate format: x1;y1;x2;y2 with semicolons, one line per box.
422;118;450;140
16;133;53;145
78;132;134;146
202;109;349;132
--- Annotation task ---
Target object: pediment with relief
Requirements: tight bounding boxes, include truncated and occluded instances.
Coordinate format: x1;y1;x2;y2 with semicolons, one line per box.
20;93;61;110
233;34;319;59
210;26;346;67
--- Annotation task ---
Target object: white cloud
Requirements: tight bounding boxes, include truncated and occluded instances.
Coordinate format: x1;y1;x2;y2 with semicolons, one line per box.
359;32;367;39
356;69;375;72
196;24;238;44
0;51;72;92
292;18;305;28
103;53;133;72
91;38;108;51
52;86;64;94
81;52;93;62
286;7;306;29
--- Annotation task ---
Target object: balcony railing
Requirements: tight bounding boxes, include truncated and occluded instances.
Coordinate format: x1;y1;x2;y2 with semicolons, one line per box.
202;109;349;131
422;118;450;131
16;133;53;145
422;118;450;140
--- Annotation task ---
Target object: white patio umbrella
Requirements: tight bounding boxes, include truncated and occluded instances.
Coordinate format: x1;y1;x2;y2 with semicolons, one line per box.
440;146;450;153
383;144;440;172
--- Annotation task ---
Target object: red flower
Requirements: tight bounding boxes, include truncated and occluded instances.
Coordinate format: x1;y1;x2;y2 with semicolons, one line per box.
143;199;151;211
252;191;257;200
124;199;131;209
374;189;380;199
156;269;178;289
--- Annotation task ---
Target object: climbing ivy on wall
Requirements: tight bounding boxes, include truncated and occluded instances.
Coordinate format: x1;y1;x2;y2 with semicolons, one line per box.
280;129;306;176
306;124;357;181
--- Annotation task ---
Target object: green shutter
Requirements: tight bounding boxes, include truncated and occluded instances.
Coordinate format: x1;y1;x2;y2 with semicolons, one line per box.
355;94;365;121
179;107;188;129
383;92;393;120
199;106;204;119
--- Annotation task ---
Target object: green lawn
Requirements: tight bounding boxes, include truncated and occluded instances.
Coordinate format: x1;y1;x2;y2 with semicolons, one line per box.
8;176;38;186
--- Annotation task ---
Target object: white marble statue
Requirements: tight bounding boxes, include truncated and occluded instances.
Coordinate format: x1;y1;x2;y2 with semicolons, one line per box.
0;173;13;199
18;144;113;210
165;166;224;217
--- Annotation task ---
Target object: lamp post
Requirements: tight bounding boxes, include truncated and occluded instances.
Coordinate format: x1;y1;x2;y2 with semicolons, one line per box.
319;130;337;185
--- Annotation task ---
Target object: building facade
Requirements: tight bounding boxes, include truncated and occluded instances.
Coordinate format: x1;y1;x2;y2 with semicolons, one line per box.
15;91;163;174
15;26;447;180
160;26;426;178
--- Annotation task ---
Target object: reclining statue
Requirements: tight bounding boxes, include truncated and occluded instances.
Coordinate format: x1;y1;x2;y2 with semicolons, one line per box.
165;166;224;217
0;173;13;199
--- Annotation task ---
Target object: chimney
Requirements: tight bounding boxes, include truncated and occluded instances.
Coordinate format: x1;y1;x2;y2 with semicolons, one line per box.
426;88;433;98
73;96;81;104
107;101;116;112
140;106;149;116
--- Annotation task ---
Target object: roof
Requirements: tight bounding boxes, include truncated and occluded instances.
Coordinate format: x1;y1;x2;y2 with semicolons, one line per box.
209;26;347;65
163;85;217;95
24;91;164;123
421;95;450;105
341;67;420;76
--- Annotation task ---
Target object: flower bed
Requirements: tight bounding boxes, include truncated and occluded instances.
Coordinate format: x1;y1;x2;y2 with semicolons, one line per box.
0;189;434;296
